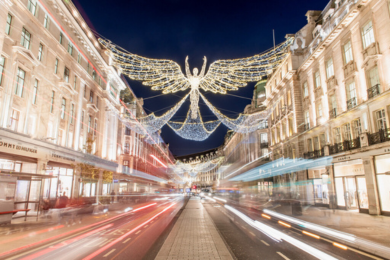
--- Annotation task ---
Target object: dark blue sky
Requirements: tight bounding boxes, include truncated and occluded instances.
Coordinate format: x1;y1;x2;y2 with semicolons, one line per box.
75;0;329;156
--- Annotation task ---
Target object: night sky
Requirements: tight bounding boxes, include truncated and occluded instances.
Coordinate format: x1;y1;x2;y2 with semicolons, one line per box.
75;0;329;156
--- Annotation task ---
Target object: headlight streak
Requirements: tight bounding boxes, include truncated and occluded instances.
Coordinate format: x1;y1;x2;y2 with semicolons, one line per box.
225;205;338;260
263;209;356;242
82;203;177;260
204;196;216;202
214;197;227;203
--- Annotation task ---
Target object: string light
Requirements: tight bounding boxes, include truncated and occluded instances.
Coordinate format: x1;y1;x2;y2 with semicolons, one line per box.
168;107;221;141
173;157;224;177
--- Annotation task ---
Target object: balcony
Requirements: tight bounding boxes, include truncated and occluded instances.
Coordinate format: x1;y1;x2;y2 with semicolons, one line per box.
343;61;356;78
367;84;380;100
329;108;337;119
303;148;325;159
329;138;360;155
347;97;357;110
368;128;390;145
326;76;337;92
362;42;379;61
314;87;323;100
260;142;269;149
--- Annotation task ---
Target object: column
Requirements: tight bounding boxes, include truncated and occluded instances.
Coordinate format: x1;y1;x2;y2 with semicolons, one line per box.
362;156;381;215
326;165;337;209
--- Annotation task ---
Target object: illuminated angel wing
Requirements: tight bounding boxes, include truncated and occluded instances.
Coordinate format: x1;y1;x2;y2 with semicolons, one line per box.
99;39;191;94
199;37;294;94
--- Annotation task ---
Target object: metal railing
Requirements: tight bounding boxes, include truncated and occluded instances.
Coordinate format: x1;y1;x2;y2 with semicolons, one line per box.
329;138;360;155
260;142;269;149
368;128;390;145
347;97;357;110
367;84;380;99
303;147;325;159
329;108;337;119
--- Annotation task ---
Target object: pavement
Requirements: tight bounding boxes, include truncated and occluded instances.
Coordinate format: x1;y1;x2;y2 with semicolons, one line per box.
155;197;233;260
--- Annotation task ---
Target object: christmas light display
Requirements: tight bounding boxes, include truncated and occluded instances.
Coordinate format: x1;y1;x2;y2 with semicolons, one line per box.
173;157;224;177
199;93;268;133
99;37;294;119
168;107;221;141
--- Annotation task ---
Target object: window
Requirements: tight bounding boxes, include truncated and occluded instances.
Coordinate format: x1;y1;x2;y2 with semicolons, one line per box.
73;75;77;89
369;66;380;88
38;43;43;61
20;28;31;49
314;137;320;151
344;123;352;141
27;0;37;16
61;98;66;119
92;70;96;80
54;58;59;74
303;82;309;98
96;96;99;107
344;41;353;64
353;119;362;138
43;14;50;29
125;127;131;135
64;67;70;83
362;21;375;49
50;91;55;113
88;116;92;133
9;109;19;131
307;139;313;152
110;85;117;98
320;134;326;148
81;111;84;129
87;62;90;74
77;53;81;64
123;160;129;166
59;32;63;45
326;59;334;79
334;127;342;143
314;71;321;88
317;103;323;118
305;111;310;128
15;68;25;97
67;42;73;56
346;81;357;105
70;104;74;124
287;90;291;106
330;94;337;110
89;90;93;103
376;109;387;130
32;79;38;104
5;14;12;35
0;56;5;86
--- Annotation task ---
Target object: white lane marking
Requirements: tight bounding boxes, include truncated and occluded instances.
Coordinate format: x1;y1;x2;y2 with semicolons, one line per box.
135;230;141;235
241;226;247;230
144;225;149;228
277;252;290;260
123;238;131;244
99;238;114;247
261;240;270;246
103;249;116;257
249;231;256;237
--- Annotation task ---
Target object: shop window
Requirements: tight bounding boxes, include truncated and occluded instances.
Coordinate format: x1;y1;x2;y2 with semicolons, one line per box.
0;56;6;86
9;109;20;132
375;154;390;212
20;28;31;49
326;58;334;79
5;13;12;35
343;41;353;64
27;0;37;16
375;109;387;130
362;21;375;49
15;67;25;97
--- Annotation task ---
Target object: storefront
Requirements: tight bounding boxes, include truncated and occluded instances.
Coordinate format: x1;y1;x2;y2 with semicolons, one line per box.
44;162;75;201
308;167;329;206
334;159;369;213
374;153;390;216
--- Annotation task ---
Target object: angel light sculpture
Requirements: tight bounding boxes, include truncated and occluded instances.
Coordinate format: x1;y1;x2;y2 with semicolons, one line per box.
99;37;293;119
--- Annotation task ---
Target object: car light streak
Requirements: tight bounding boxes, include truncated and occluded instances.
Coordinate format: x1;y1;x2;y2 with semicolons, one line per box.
132;203;157;212
0;203;157;258
82;203;176;260
214;197;227;203
263;209;356;242
333;242;348;250
204;196;216;202
0;225;65;245
225;205;338;260
278;221;291;228
303;231;320;239
19;224;113;260
261;214;271;219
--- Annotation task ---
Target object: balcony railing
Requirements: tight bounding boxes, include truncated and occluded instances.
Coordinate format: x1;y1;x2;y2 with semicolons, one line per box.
347;97;357;110
260;142;269;149
368;128;390;145
367;84;380;99
303;147;325;159
329;108;337;119
329;138;360;155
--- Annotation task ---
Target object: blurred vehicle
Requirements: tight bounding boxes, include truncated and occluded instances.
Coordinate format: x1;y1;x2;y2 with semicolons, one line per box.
199;188;212;199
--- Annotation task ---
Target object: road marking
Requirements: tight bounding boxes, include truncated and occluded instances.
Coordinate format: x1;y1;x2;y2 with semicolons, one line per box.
241;226;247;230
261;240;269;246
99;238;114;247
135;230;141;235
144;225;149;228
249;232;256;237
277;252;290;260
103;249;116;257
123;238;131;244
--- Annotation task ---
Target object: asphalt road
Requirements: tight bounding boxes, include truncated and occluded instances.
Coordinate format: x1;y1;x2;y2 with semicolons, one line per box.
2;197;185;260
201;198;381;260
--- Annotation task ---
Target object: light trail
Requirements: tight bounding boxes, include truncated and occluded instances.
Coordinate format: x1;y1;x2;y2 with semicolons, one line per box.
0;225;64;245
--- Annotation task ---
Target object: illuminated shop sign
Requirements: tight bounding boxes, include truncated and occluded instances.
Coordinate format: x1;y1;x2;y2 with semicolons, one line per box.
0;141;37;153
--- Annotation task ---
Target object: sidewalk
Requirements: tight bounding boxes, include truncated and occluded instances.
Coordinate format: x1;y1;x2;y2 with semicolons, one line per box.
155;197;233;260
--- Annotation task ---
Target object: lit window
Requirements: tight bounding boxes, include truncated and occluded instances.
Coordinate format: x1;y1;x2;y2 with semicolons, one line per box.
44;14;50;29
68;42;73;56
27;0;37;16
38;43;44;61
32;79;38;104
343;41;353;64
5;14;12;35
303;82;308;97
326;58;334;79
369;66;380;88
0;56;5;86
314;71;321;88
54;58;59;74
50;91;55;113
344;123;352;141
15;67;25;97
70;104;74;124
305;111;310;127
362;21;375;49
346;81;357;107
64;67;70;83
317;103;323;118
376;109;387;130
353;119;361;138
20;28;31;49
9;109;20;132
61;98;66;119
